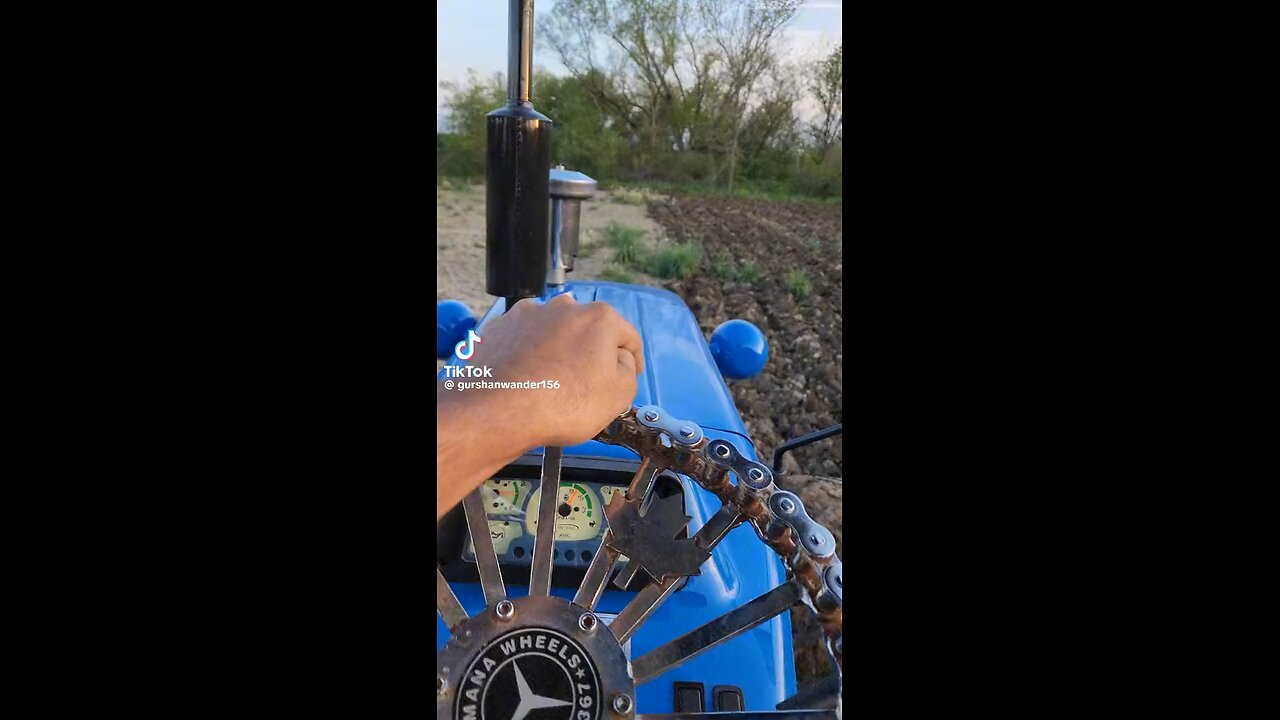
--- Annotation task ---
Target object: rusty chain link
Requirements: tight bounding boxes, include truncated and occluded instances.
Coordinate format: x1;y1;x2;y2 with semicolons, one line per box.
597;404;844;671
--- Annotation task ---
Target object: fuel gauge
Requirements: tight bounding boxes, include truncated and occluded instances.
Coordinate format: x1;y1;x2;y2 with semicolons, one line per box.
482;479;529;519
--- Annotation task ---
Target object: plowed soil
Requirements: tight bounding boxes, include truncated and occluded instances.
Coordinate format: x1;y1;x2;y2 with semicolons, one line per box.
648;195;843;690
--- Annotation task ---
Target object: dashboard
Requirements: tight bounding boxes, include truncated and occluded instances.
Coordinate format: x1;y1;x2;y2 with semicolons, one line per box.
462;477;631;569
437;455;688;590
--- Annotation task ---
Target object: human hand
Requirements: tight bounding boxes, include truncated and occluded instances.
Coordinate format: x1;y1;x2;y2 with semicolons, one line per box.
461;294;643;448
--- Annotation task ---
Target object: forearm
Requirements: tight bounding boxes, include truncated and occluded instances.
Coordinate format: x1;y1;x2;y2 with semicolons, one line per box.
436;384;537;521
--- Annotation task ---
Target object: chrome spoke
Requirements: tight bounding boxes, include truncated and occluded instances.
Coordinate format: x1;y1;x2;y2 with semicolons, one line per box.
625;457;658;501
462;489;505;606
529;446;562;596
777;673;842;711
612;559;642;589
572;530;619;610
436;566;467;632
694;504;740;550
637;707;839;712
632;581;803;684
609;575;679;644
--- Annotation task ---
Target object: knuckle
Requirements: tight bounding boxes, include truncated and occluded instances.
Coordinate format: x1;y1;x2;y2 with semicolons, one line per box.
585;301;616;320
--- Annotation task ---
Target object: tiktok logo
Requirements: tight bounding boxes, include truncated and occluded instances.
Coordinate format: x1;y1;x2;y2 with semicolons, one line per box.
455;329;482;360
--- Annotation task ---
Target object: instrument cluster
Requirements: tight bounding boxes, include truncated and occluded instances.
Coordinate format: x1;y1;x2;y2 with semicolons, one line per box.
462;477;629;568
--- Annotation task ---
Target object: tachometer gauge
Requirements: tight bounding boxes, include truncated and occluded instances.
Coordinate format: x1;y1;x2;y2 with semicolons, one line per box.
481;479;530;519
525;482;600;542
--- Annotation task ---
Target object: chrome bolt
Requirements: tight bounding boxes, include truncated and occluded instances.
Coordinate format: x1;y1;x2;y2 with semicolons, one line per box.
748;467;765;483
715;444;731;458
679;425;694;438
808;534;821;547
643;410;659;422
495;600;515;620
778;497;796;514
578;613;598;632
612;694;634;715
437;676;446;697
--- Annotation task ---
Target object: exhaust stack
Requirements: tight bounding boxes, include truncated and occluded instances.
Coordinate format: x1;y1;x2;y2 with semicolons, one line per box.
485;0;554;313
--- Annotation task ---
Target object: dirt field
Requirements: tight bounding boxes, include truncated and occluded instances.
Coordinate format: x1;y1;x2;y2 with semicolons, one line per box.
647;195;843;689
436;184;843;689
435;181;668;318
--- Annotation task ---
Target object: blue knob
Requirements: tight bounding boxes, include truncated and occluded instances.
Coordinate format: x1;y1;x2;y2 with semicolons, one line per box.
709;319;768;379
437;300;477;359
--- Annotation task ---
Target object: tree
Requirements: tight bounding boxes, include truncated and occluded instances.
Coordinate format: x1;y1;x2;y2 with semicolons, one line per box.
808;43;842;158
699;0;800;191
439;71;508;176
542;0;799;188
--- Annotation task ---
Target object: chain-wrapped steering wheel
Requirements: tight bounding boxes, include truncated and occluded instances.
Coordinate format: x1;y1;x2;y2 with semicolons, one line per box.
436;404;843;719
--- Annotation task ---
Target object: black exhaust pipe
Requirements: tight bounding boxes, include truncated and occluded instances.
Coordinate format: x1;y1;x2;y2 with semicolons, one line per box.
486;0;554;314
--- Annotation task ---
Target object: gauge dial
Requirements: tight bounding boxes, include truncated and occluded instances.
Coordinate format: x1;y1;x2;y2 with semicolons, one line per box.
481;479;530;519
525;482;600;542
467;519;524;556
600;485;628;508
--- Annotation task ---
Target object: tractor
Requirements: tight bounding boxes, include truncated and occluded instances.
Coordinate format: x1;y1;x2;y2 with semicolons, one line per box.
436;2;842;717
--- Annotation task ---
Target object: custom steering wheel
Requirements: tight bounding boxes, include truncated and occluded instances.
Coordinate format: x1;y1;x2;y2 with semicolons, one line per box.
436;404;843;719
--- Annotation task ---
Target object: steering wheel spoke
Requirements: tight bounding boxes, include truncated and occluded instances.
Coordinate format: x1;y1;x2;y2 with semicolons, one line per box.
632;580;803;684
528;446;563;596
461;489;506;606
572;529;620;610
609;574;680;644
435;566;467;632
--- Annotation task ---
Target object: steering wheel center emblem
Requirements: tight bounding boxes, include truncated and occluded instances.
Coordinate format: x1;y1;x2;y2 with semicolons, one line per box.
458;628;601;720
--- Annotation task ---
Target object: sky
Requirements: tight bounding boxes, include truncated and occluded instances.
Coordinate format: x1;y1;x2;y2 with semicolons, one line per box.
437;0;842;131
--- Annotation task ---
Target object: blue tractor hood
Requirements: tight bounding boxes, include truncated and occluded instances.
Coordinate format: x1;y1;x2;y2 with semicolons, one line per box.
444;281;754;459
437;281;796;710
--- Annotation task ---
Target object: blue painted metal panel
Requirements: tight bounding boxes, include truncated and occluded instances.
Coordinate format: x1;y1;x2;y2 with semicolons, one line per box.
437;282;796;712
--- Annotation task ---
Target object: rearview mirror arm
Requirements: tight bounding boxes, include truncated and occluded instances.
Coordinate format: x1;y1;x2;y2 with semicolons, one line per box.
771;423;844;475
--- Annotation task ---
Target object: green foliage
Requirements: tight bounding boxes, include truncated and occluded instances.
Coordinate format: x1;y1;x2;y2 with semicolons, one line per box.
535;72;629;180
609;187;647;205
437;71;506;178
712;249;736;280
604;222;646;266
646;243;702;279
601;221;701;280
738;262;763;284
785;268;812;299
438;2;842;199
600;266;635;283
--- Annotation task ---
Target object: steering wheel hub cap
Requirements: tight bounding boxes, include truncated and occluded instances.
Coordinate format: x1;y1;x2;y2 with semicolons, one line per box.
438;595;633;720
